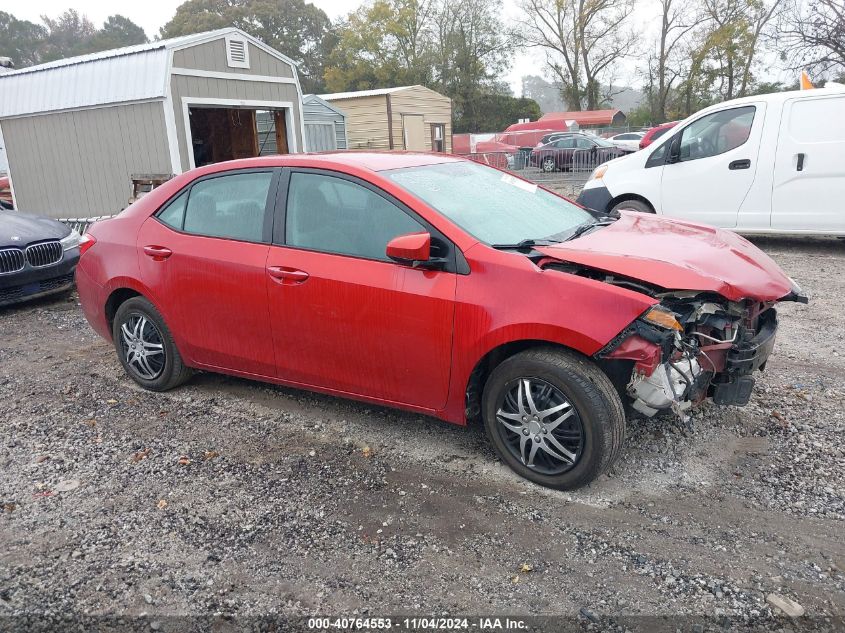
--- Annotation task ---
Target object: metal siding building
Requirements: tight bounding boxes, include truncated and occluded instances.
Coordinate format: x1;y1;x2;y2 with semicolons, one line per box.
302;95;347;151
320;86;452;153
0;29;306;218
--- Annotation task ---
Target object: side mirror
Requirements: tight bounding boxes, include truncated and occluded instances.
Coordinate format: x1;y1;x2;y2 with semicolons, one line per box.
386;232;431;265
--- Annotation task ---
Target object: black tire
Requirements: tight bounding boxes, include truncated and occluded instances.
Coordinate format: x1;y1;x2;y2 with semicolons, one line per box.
541;157;556;172
112;296;192;391
482;347;626;490
610;198;653;215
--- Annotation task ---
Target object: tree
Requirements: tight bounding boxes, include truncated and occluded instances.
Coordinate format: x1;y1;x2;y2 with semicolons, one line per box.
646;0;705;121
0;11;46;67
432;0;514;129
324;0;436;91
516;0;638;110
778;0;845;76
87;15;148;52
454;94;542;132
162;0;335;92
39;10;97;62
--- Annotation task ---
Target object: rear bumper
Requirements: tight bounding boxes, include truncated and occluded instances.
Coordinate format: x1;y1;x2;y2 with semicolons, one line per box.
75;264;111;341
0;249;79;306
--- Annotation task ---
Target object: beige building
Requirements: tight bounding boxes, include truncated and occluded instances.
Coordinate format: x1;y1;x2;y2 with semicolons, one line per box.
0;29;306;218
320;86;451;153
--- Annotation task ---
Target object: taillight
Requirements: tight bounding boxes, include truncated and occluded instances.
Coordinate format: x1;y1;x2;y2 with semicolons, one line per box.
79;233;97;256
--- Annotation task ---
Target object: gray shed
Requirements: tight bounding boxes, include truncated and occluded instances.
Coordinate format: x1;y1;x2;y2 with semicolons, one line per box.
302;95;347;151
0;28;306;218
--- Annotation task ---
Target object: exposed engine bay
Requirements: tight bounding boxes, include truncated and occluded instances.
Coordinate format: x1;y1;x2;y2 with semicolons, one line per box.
542;260;805;419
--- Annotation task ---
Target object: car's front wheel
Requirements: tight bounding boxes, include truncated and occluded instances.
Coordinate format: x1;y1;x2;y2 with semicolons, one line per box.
541;157;556;172
112;296;192;391
482;347;625;490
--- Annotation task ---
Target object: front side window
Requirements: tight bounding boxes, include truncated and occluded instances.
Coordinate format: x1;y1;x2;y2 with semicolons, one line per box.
386;161;593;245
554;138;575;149
677;106;755;161
285;172;425;261
181;172;273;242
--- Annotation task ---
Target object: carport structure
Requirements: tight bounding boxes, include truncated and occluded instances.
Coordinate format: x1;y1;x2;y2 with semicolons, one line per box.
0;28;306;218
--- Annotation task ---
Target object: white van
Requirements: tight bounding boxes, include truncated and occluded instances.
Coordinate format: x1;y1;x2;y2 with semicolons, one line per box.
577;85;845;235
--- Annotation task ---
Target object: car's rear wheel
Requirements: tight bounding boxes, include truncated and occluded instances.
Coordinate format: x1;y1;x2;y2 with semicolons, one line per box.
541;157;556;172
112;296;192;391
482;347;625;490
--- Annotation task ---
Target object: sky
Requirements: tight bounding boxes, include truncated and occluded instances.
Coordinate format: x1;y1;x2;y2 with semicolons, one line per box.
3;0;789;96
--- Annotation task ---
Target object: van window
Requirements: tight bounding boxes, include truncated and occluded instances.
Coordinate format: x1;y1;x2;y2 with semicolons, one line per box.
678;106;755;161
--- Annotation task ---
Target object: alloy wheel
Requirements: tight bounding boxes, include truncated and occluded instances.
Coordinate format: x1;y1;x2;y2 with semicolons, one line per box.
119;312;166;380
542;158;555;172
495;377;584;475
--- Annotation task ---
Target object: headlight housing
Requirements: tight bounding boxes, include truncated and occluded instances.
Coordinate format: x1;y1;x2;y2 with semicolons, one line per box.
60;228;81;251
589;164;608;181
641;305;683;331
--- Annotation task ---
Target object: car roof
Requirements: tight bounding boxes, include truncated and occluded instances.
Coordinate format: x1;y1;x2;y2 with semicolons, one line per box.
191;151;462;175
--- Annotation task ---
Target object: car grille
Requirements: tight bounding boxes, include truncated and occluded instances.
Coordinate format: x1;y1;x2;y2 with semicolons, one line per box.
0;271;75;306
0;247;25;274
25;241;63;268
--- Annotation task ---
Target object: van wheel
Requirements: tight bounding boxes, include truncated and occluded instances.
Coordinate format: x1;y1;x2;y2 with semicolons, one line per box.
482;347;626;490
112;297;192;391
610;199;653;215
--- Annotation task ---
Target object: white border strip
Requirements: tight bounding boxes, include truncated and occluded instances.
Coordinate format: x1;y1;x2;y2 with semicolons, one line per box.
170;67;297;85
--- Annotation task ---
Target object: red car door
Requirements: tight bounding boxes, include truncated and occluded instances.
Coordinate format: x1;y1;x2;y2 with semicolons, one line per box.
265;169;457;410
136;169;278;377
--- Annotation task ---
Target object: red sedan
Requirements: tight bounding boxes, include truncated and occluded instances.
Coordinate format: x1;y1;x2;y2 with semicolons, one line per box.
75;152;804;489
639;121;679;149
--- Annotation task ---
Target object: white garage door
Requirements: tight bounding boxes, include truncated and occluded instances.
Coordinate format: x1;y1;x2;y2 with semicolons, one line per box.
305;123;337;152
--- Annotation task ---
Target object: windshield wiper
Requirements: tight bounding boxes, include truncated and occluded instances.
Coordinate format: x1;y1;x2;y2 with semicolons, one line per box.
565;218;616;242
490;238;562;250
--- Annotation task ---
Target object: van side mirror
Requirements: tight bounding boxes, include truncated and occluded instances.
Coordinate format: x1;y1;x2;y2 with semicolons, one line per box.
386;232;431;265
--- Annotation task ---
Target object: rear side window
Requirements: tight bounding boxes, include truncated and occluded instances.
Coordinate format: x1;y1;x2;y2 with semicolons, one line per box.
182;172;273;242
285;172;424;261
157;191;188;230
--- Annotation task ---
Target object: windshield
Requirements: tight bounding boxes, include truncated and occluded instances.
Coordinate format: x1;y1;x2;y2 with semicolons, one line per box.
384;161;592;245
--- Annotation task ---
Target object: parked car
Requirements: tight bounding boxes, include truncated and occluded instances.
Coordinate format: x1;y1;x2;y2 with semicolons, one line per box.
75;152;804;490
530;134;626;172
0;176;13;210
578;85;845;235
606;131;645;152
1;210;81;306
639;121;679;149
536;132;578;147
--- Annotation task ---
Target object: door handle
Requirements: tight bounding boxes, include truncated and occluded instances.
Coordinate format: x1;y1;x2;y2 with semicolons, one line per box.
267;265;309;284
143;245;172;261
729;159;751;170
796;153;805;172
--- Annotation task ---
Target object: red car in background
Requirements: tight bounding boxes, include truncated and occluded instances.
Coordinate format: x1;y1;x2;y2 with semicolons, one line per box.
0;176;13;209
75;152;803;490
639;121;679;149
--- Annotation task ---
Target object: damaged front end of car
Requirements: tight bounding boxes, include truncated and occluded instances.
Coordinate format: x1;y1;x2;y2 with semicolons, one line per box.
543;260;807;419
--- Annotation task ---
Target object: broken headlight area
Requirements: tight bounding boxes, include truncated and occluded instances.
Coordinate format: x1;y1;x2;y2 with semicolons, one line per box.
598;293;778;418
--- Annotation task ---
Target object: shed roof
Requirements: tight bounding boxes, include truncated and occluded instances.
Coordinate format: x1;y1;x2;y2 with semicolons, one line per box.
319;86;417;101
0;28;299;119
303;94;347;117
505;109;624;132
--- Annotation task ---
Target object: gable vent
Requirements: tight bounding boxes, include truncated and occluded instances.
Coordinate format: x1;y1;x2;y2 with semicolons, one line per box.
225;36;250;69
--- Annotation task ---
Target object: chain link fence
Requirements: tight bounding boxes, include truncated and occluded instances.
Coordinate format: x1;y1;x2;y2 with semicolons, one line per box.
465;147;622;198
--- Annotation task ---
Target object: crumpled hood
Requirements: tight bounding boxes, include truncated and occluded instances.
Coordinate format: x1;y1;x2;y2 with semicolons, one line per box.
536;211;794;302
0;210;70;248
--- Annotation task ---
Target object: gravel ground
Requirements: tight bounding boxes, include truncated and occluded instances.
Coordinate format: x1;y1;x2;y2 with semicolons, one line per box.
1;236;843;632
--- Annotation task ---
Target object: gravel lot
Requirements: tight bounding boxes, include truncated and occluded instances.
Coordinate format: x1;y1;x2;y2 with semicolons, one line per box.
1;236;843;632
